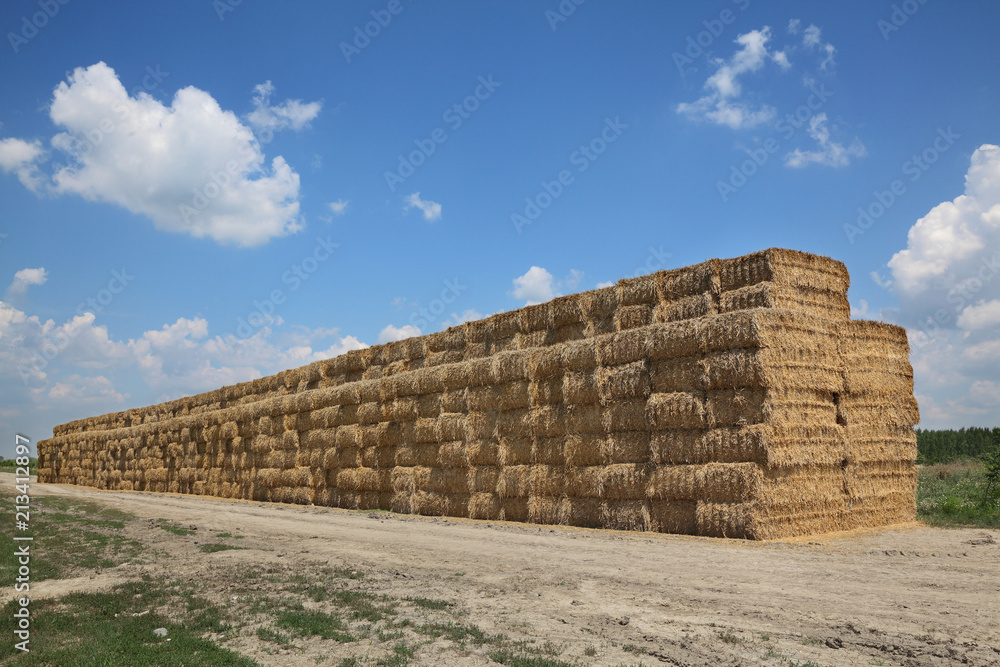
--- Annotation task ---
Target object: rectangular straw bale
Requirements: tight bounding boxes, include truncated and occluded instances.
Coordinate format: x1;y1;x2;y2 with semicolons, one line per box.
647;392;704;430
582;287;619;320
436;413;466;443
518;302;551;334
530;464;565;496
530;377;564;406
459;440;496;469
653;293;716;324
597;327;649;366
602;431;650;464
497;465;531;498
563;340;598;371
614;304;652;331
565;403;603;434
566;466;603;497
718;248;850;295
563;371;599;404
649;499;697;534
439;441;469;468
516;330;550;349
532;435;565;464
395;443;440;467
499;497;528;522
527;346;563;380
529;406;564;438
565;432;604;466
645;319;703;360
416;392;443;418
602;463;652;500
552;322;586;344
424;467;469;494
495;409;530;437
650;356;705;393
617;274;658;307
528;497;561;524
696;501;756;539
558;497;603;528
468;492;500;519
597;361;650;403
499;436;533;466
704;388;767;427
657;260;717;301
469;466;500;493
603;500;650;530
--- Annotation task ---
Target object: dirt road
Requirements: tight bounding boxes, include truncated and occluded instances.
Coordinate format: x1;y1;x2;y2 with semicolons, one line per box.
11;475;1000;666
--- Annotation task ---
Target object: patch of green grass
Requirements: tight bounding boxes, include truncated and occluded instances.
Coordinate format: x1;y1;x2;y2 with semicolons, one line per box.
718;630;744;644
917;462;1000;528
621;643;643;655
256;626;295;647
158;520;194;536
415;621;498;645
198;542;245;554
336;660;360;667
404;596;452;611
584;645;597;656
486;651;574;667
274;607;354;642
330;589;396;622
0;487;144;586
213;532;244;539
0;581;258;666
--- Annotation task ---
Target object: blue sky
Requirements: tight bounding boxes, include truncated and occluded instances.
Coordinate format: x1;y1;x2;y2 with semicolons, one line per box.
2;0;999;457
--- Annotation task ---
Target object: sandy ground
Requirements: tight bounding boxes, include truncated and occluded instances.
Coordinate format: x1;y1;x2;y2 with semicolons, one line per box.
7;473;1000;666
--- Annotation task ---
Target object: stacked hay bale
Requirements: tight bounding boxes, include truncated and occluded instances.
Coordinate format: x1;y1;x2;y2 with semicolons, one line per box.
37;248;918;539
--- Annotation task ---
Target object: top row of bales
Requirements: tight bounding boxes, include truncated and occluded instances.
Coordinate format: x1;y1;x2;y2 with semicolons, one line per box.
52;248;851;437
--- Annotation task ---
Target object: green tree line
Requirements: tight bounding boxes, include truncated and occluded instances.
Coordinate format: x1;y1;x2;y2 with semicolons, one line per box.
916;427;1000;464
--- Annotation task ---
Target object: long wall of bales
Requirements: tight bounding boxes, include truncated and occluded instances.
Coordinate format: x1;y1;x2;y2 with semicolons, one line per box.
37;249;919;539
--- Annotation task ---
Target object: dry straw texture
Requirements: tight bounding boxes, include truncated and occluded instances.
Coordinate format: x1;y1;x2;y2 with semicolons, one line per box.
38;248;917;539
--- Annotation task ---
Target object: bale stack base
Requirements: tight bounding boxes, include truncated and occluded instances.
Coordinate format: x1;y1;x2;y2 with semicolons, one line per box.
37;248;918;540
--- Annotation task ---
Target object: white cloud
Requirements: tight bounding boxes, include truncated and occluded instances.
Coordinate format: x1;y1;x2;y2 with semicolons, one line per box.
512;266;558;305
880;144;1000;428
48;374;126;404
378;324;421;344
441;309;484;328
850;299;869;318
784;113;866;168
6;267;48;298
957;299;1000;331
801;24;836;70
787;19;801;34
676;27;783;129
888;144;1000;300
327;199;349;216
0;62;306;247
596;281;615;289
245;81;322;141
0;138;45;191
404;192;442;222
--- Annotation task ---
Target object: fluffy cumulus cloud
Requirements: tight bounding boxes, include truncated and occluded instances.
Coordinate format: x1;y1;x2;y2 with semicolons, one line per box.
404;192;442;222
377;324;421;344
5;267;48;299
512;267;558;305
882;144;1000;427
245;81;322;142
676;27;784;129
0;138;45;190
0;62;316;247
784;113;866;168
0;298;366;440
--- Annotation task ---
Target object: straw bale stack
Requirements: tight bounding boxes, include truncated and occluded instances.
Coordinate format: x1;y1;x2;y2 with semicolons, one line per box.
36;248;917;539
